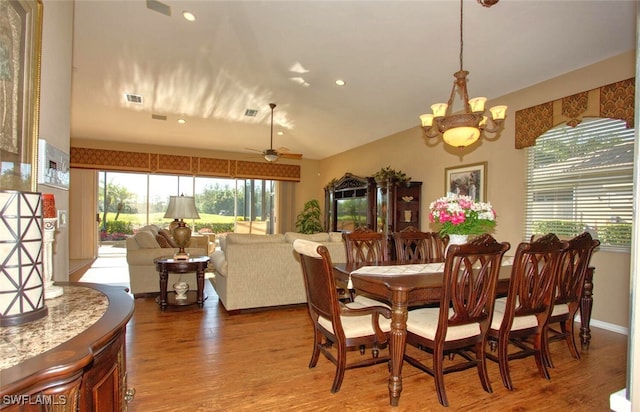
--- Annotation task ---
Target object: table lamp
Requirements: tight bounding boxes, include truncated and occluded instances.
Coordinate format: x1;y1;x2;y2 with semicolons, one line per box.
163;195;200;260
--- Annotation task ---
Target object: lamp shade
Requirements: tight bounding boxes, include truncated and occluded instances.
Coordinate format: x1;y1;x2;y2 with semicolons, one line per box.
163;195;200;219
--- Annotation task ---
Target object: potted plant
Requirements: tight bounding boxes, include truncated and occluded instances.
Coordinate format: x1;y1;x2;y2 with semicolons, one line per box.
373;166;411;187
295;199;323;234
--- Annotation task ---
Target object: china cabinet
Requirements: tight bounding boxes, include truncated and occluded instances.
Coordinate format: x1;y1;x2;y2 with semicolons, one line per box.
324;173;376;233
376;179;423;259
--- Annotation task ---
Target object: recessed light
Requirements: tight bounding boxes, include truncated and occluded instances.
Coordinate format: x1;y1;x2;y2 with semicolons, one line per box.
182;11;196;21
277;131;284;136
335;79;346;86
178;118;186;124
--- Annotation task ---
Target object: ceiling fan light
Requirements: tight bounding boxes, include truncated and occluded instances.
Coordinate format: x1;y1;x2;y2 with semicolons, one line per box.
264;154;279;162
443;126;480;147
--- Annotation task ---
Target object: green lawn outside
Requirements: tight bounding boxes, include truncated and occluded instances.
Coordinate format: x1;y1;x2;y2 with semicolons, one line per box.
101;212;237;234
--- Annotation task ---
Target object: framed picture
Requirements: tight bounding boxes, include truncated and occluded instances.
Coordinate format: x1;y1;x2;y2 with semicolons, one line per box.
444;161;487;202
0;0;43;191
38;139;70;189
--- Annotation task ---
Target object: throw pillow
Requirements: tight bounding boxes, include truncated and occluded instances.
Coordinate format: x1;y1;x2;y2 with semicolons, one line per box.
134;230;161;248
156;234;173;248
158;229;178;247
139;225;160;236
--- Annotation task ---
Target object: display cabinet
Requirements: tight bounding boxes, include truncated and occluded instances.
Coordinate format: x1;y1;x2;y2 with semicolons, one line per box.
324;173;377;233
376;179;422;259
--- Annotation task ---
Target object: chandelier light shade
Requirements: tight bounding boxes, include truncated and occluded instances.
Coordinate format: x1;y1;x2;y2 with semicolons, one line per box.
164;195;200;260
420;0;506;148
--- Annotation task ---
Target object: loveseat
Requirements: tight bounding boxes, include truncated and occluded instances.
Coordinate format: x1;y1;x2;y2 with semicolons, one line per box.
126;225;207;297
210;232;346;312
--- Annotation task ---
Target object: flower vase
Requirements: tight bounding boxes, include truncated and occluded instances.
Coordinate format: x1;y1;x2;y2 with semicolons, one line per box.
446;234;469;255
173;282;189;300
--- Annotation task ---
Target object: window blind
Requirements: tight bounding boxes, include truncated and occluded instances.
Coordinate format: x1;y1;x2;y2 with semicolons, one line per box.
524;117;634;252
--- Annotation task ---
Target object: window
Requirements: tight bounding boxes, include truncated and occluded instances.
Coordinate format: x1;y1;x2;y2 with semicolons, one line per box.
98;172;276;242
524;117;634;252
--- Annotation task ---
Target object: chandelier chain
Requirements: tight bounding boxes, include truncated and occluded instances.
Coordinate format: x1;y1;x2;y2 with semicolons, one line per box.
459;0;464;72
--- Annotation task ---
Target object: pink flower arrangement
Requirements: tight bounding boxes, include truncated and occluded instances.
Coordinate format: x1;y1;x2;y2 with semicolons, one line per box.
429;193;496;236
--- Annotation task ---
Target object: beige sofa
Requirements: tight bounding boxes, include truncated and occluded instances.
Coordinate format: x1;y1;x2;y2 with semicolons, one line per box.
210;232;346;312
126;225;207;297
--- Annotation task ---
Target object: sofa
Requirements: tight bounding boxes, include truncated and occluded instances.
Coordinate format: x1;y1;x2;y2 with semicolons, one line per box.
210;232;347;312
125;225;208;297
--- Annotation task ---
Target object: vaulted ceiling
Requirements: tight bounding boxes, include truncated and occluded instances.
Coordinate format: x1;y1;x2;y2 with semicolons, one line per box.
70;0;637;161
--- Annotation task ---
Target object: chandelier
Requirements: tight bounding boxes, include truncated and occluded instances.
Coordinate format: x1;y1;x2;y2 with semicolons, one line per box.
419;0;506;148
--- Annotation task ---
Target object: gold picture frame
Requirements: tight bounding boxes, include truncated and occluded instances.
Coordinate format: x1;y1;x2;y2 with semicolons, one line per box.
444;161;487;202
0;0;43;191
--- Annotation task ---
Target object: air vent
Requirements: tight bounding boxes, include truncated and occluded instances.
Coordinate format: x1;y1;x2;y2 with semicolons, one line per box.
146;0;171;16
151;114;167;121
124;93;142;104
125;93;143;104
245;109;258;117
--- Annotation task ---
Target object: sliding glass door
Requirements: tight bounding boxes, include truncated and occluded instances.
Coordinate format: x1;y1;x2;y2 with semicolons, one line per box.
98;171;276;246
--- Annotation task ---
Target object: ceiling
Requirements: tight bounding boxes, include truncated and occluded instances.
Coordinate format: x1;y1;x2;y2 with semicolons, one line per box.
70;0;637;161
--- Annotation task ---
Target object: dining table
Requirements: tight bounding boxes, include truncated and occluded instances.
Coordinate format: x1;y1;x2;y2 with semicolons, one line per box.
333;259;595;407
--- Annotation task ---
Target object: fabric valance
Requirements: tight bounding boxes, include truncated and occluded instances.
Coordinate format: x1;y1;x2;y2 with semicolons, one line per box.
70;147;301;182
515;78;635;149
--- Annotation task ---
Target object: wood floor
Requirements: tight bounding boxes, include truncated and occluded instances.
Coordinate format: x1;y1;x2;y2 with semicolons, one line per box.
124;281;627;412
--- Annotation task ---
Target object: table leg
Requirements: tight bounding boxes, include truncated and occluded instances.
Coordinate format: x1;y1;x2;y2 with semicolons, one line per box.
388;290;409;407
580;266;594;350
159;269;168;310
197;266;205;307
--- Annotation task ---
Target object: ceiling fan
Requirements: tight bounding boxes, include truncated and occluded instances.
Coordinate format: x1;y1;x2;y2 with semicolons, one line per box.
247;103;303;162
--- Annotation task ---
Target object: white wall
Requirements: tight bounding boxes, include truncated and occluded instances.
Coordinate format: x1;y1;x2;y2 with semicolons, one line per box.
38;0;74;280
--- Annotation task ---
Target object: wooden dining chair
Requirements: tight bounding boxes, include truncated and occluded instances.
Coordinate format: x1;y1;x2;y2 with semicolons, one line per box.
430;232;449;263
403;234;510;407
342;227;390;306
342;226;388;265
292;238;392;393
486;233;569;390
543;232;600;367
392;226;449;263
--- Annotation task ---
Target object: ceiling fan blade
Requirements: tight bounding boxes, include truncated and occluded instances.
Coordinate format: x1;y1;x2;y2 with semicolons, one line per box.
276;146;303;159
279;152;303;159
245;147;264;154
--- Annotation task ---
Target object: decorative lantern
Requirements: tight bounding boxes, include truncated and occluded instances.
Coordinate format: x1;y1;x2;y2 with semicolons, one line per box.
0;191;48;326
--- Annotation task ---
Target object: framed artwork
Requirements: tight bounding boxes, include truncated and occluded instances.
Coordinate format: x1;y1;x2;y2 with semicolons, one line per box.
444;161;487;202
38;139;70;189
0;0;43;191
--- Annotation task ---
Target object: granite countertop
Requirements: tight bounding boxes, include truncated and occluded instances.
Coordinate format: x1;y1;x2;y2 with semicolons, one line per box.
0;285;109;370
